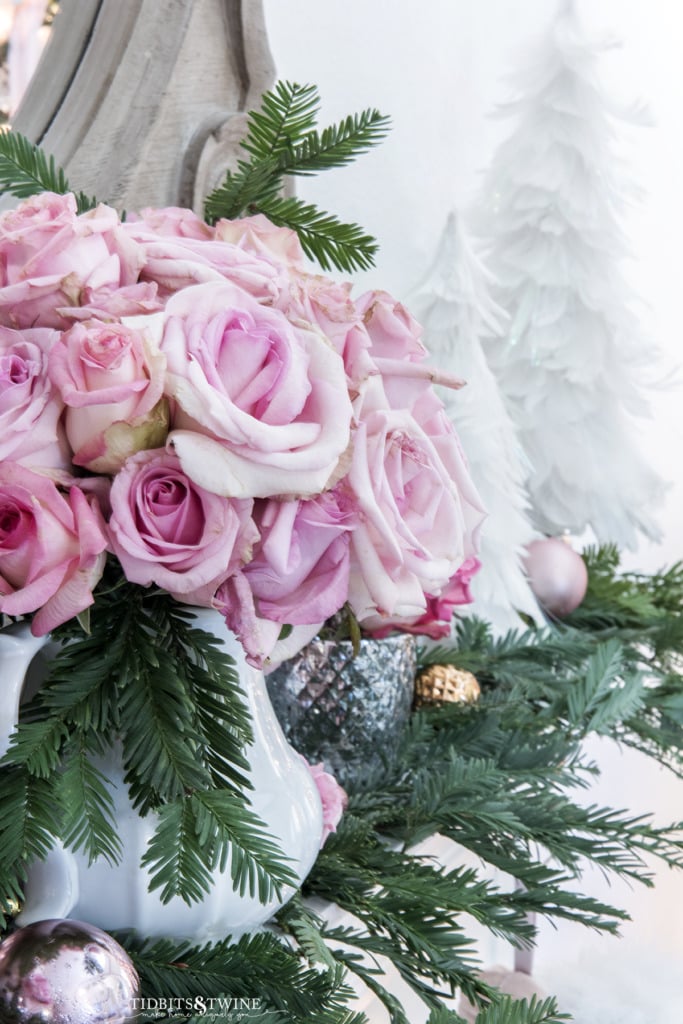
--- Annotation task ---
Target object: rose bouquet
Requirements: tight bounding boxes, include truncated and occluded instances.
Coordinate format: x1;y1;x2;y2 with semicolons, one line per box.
0;83;485;920
0;192;484;665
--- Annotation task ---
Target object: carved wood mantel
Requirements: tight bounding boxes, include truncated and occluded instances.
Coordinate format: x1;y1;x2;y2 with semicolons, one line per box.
12;0;275;212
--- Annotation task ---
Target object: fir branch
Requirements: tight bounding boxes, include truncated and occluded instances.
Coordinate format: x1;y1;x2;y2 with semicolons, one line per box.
1;717;70;777
202;156;282;226
240;80;321;160
56;735;121;865
191;789;298;900
426;1010;468;1024
0;129;97;210
170;616;252;792
472;996;571;1024
119;929;361;1024
0;765;61;930
320;943;411;1024
254;195;379;272
117;624;212;810
202;81;387;273
0;128;68;197
141;791;297;906
274;108;391;178
140;798;214;906
566;639;645;733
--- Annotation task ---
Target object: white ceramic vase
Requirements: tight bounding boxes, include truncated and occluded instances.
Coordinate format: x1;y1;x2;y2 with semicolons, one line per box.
0;609;323;942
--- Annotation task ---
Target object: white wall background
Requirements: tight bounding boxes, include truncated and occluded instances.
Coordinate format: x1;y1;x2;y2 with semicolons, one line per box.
263;0;683;1014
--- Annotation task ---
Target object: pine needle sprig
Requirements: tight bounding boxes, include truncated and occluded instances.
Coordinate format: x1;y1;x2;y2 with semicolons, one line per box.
240;80;321;160
0;128;69;197
118;929;361;1024
255;194;379;272
274;108;392;178
0;129;97;210
472;996;571;1024
203;81;389;273
56;734;121;865
0;766;62;930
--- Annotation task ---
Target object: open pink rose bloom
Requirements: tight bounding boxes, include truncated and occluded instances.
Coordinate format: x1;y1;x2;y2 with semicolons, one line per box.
0;197;485;658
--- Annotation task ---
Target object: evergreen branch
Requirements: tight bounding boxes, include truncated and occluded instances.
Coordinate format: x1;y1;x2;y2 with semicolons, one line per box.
140;798;214;906
1;717;70;777
0;765;61;930
118;625;212;809
119;929;361;1024
141;791;297;906
320;943;411;1024
240;81;321;160
191;789;298;901
56;735;121;865
254;195;379;272
203;81;386;272
0;128;69;198
565;639;646;734
473;996;571;1024
169;613;252;792
275;109;392;178
203;156;282;225
0;129;96;209
426;1010;467;1024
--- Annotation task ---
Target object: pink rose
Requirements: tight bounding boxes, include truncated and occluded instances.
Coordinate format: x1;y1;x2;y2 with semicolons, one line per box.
218;489;354;665
355;290;426;365
0;325;70;470
284;273;375;397
160;281;352;499
124;219;285;304
48;318;168;473
61;281;162;323
346;377;484;633
215;214;305;267
0;194;144;329
107;448;257;605
128;206;214;240
0;463;108;635
370;557;482;640
301;758;348;847
354;290;465;412
214;572;322;669
244;491;354;624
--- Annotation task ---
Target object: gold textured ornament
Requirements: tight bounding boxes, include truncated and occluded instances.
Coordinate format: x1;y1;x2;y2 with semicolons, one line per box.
415;665;481;706
4;898;21;918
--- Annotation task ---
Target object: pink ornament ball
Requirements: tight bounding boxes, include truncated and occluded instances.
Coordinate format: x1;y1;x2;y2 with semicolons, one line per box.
524;538;588;618
0;918;139;1024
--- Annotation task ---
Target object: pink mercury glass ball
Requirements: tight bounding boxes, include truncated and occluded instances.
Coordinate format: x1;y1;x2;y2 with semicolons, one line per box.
0;919;139;1024
524;537;588;618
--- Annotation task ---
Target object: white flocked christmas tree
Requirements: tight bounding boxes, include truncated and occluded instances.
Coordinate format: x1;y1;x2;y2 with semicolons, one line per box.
476;0;665;549
409;211;542;632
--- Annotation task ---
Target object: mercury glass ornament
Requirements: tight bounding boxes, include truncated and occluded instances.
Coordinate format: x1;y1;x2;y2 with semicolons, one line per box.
0;919;139;1024
266;633;416;785
524;537;588;617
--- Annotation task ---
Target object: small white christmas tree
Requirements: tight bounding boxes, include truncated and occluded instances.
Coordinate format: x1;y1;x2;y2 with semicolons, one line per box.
476;0;665;548
409;211;542;632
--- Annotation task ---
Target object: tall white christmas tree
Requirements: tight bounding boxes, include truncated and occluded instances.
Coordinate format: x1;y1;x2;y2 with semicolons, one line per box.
476;0;665;548
409;211;542;632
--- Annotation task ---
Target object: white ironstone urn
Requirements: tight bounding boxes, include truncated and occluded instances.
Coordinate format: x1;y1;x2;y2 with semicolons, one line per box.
0;609;323;942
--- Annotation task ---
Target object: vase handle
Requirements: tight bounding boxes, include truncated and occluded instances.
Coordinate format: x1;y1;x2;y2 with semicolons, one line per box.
16;840;80;924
